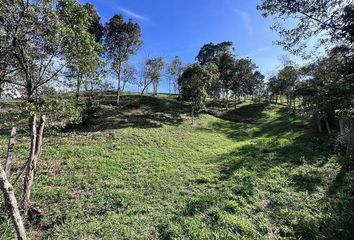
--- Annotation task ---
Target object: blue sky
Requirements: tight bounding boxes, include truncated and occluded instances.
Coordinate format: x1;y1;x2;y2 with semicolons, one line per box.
80;0;302;93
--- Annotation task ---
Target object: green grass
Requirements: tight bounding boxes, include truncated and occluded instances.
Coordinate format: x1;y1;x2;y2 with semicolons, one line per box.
0;94;353;239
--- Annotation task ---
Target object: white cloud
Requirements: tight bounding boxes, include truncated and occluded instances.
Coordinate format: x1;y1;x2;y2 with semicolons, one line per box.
119;7;150;22
232;8;253;35
244;47;271;57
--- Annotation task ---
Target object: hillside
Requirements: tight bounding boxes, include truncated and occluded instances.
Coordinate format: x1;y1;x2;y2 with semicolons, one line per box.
0;94;353;239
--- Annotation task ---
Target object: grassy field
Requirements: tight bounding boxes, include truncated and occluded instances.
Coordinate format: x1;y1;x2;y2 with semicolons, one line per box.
0;94;353;239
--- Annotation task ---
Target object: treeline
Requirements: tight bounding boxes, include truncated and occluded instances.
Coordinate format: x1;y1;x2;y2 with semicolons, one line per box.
178;41;265;123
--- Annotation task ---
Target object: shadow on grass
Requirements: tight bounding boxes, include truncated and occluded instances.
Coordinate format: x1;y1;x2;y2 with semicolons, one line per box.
181;103;354;239
65;94;188;132
205;102;270;124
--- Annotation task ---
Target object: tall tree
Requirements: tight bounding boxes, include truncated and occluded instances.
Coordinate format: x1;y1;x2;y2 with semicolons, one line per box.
104;14;142;105
231;58;257;103
277;65;298;109
57;0;103;103
218;53;237;109
196;41;235;102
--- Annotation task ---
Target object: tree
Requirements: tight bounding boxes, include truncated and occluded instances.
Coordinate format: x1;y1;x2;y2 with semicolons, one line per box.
196;42;233;66
231;58;257;104
205;63;222;102
0;0;81;102
167;56;184;94
253;71;265;97
267;76;281;103
104;14;142;105
257;0;353;56
57;0;103;103
296;47;353;134
141;57;165;95
218;53;237;109
196;41;235;103
277;65;298;109
178;64;210;124
121;63;137;92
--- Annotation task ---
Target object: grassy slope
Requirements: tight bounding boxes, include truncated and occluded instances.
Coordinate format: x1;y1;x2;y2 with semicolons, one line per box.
0;94;353;239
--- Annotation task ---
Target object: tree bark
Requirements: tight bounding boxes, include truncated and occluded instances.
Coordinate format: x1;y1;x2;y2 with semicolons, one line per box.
225;90;229;110
5;127;17;178
0;165;27;240
315;111;322;133
21;114;46;215
76;74;82;104
323;113;331;135
116;62;122;106
191;107;194;125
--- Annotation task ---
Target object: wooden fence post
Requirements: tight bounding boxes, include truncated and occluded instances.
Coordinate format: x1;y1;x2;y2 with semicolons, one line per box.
5;127;17;178
0;165;27;240
21;114;46;215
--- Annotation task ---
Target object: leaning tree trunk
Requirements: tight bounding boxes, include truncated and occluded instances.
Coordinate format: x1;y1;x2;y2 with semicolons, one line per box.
21;114;46;216
0;165;27;240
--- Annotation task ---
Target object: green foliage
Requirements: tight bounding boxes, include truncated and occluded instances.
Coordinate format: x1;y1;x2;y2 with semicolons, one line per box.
104;14;142;74
178;64;209;113
257;0;352;55
22;100;83;130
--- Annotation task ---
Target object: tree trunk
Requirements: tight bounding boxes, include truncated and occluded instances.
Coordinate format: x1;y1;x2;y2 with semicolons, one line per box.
116;62;122;106
225;90;229;110
76;74;81;104
339;118;345;135
5;127;16;178
0;165;27;240
21;114;46;215
314;111;322;133
117;78;121;106
153;80;158;95
191;107;194;125
323;113;331;135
